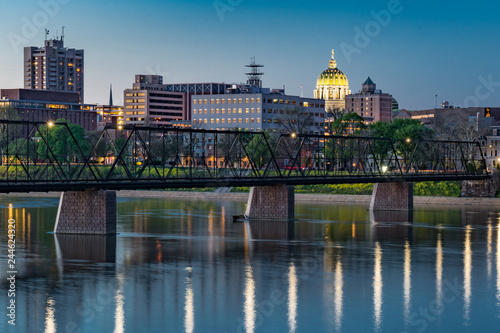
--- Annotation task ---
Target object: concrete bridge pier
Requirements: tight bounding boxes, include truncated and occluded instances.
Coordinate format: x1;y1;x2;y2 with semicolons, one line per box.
245;185;295;220
54;190;117;234
370;182;413;211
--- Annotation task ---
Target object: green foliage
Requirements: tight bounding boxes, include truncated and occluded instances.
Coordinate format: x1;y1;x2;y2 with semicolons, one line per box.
370;118;435;141
331;112;368;135
36;119;91;159
413;181;461;197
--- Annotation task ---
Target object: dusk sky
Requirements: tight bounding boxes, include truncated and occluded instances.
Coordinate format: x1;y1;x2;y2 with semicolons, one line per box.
1;0;499;109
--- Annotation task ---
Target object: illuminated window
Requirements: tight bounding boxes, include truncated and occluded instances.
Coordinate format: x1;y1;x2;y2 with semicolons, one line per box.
238;98;242;103
211;99;214;104
216;99;220;104
204;119;208;124
257;118;261;123
211;119;214;124
233;98;237;103
204;99;208;104
211;109;214;114
222;119;225;124
251;98;255;103
193;109;197;114
216;119;220;123
238;108;242;113
304;102;309;107
245;119;249;123
228;119;231;124
222;99;226;104
204;109;208;114
233;108;237;114
222;109;225;114
245;108;249;113
251;118;254;123
238;119;242;123
251;108;255;113
216;109;220;114
193;100;197;105
245;98;249;103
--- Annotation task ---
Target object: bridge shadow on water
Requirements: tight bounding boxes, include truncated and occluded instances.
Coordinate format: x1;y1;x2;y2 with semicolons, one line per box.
244;219;295;241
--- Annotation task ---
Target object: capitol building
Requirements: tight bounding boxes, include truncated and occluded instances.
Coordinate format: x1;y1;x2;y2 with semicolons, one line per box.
314;50;351;111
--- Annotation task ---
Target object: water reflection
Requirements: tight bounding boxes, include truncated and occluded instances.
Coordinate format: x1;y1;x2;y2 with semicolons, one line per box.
404;241;411;324
185;267;195;333
373;242;383;332
334;259;343;332
3;198;500;332
288;260;298;333
243;265;256;333
245;220;294;240
488;223;493;279
54;234;117;263
370;210;413;242
44;297;56;333
114;273;125;333
464;225;472;323
497;225;500;308
436;232;443;309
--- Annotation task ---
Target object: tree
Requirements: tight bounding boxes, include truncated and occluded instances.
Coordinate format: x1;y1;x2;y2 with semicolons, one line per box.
245;132;277;168
0;106;21;151
36;119;91;161
331;112;368;135
277;106;318;135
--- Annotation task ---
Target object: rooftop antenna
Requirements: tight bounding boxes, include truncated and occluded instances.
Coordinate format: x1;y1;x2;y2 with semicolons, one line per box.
45;29;50;40
62;26;65;42
435;94;438;109
245;57;264;88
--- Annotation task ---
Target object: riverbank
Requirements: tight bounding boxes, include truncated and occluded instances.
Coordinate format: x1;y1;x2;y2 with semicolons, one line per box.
2;190;500;207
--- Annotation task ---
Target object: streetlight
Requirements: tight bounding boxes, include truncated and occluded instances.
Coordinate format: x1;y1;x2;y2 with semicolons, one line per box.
406;138;411;143
291;132;297;138
47;121;54;127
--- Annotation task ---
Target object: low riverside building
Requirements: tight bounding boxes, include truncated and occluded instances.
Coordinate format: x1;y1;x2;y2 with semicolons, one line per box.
0;88;97;131
191;86;326;134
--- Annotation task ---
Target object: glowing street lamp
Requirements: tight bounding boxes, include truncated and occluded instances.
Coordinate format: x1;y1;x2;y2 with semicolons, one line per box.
291;132;297;138
47;121;54;127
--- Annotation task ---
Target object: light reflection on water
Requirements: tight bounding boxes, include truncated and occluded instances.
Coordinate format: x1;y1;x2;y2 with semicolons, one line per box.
0;197;500;332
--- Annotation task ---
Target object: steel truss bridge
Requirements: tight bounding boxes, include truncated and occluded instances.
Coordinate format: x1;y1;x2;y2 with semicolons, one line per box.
0;120;489;193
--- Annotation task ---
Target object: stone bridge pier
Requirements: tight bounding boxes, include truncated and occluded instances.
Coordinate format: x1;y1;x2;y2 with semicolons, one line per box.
245;185;295;220
54;190;117;234
369;182;414;211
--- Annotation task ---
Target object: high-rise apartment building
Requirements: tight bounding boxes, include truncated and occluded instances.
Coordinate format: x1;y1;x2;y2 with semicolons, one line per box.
345;77;393;123
24;38;84;103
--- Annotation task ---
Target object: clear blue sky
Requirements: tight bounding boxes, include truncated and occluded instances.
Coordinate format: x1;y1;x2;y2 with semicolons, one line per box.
1;0;499;110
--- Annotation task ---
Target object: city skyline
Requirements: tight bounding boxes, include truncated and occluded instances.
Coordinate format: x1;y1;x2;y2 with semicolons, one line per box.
1;0;499;109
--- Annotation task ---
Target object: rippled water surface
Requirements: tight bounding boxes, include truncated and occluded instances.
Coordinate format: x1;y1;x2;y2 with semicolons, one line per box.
1;195;500;332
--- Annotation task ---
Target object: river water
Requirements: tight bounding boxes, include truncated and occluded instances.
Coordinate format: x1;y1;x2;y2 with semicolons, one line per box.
0;195;500;333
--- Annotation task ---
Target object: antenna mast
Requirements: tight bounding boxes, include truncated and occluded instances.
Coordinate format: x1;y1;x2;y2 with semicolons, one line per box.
245;57;264;88
62;26;65;42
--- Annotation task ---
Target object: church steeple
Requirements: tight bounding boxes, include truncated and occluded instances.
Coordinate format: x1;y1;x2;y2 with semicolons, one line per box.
109;84;113;106
329;49;337;69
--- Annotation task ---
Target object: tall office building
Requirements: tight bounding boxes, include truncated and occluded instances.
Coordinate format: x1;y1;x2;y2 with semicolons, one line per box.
24;37;84;103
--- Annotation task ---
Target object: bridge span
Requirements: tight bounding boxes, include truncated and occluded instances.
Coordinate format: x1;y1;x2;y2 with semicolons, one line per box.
0;120;491;234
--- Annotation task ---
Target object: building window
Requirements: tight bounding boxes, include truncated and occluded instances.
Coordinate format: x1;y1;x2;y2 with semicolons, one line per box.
216;109;220;114
228;119;231;124
193;109;197;114
257;108;261;113
246;108;249;113
204;109;208;114
238;119;242;123
211;119;214;124
211;99;214;104
211;109;214;114
222;109;225;114
193;100;197;105
216;99;220;104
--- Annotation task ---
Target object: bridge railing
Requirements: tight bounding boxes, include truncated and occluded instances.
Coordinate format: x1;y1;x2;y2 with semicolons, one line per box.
0;121;488;187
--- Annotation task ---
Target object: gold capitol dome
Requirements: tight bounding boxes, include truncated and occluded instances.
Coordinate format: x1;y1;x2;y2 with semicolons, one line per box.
314;50;351;111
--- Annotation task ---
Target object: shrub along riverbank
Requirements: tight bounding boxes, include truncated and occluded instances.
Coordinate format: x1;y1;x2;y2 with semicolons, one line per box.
231;181;463;197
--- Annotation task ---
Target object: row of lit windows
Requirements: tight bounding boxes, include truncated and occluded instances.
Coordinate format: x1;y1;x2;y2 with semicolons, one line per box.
125;93;146;97
195;118;261;124
193;98;262;105
193;108;261;115
125;99;146;103
125;105;146;109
